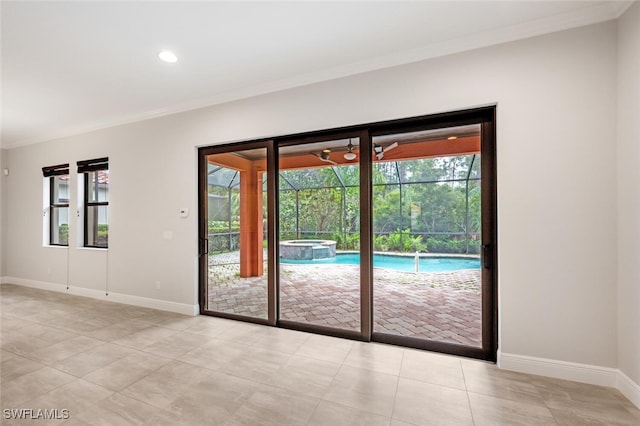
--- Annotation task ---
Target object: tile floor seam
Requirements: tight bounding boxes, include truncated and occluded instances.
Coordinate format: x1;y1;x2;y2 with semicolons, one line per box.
58;347;142;380
219;392;254;426
403;377;472;394
458;359;478;425
460;359;469;392
547;409;564;425
465;388;477;426
1;348;51;369
314;354;349;406
0;362;47;386
196;354;287;388
2;366;78;407
458;357;479;425
137;339;211;362
389;349;406;422
27;318;93;337
177;339;251;374
46;338;113;363
99;357;170;394
303;394;325;426
47;357;112;381
114;383;172;417
109;339;158;354
537;388;561;425
539;393;612;425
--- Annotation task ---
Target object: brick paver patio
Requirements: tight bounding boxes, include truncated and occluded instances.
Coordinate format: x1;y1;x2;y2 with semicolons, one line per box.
208;252;481;347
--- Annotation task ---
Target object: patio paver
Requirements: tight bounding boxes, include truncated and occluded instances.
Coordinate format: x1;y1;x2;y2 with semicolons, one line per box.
207;252;481;347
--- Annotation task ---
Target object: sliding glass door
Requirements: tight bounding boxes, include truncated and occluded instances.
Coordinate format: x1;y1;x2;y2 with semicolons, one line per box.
371;125;484;350
200;143;275;323
199;107;497;360
277;137;361;334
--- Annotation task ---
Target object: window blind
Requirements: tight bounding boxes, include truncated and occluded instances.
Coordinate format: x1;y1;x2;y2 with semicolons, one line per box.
42;163;69;177
77;157;108;173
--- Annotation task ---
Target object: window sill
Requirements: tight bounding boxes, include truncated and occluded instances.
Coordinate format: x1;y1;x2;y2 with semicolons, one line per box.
42;245;109;252
77;246;109;251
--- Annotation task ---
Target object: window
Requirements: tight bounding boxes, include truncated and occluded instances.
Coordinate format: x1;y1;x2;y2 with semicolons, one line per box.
78;158;109;248
42;164;70;246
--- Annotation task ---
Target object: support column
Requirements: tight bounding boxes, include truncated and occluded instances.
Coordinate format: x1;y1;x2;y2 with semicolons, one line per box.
239;167;264;277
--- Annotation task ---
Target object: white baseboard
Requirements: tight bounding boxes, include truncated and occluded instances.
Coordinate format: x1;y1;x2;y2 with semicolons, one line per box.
618;369;640;409
498;351;619;387
498;351;640;409
1;277;199;316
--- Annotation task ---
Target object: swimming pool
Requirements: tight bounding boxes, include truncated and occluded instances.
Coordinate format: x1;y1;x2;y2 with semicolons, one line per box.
280;253;480;273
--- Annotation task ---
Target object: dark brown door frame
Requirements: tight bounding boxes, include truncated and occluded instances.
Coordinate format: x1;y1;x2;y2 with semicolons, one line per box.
197;106;498;361
367;107;497;361
198;139;277;326
275;130;368;342
359;129;373;342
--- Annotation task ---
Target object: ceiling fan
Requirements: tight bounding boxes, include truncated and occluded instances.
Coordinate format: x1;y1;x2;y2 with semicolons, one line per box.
344;139;357;161
315;148;338;165
312;139;359;165
373;142;398;160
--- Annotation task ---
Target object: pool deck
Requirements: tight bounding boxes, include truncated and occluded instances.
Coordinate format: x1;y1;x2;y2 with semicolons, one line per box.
207;251;481;347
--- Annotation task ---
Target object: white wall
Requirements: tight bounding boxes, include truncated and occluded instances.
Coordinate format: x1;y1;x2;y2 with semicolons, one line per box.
3;21;623;372
4;126;197;307
617;2;640;386
1;148;6;277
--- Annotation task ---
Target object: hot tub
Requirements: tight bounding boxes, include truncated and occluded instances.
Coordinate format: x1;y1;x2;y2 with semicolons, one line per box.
279;240;337;260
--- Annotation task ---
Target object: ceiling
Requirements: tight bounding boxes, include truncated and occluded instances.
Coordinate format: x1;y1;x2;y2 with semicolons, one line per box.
0;1;632;149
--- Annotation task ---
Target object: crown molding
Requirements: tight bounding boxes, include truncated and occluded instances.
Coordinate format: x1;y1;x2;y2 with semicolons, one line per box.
2;1;629;150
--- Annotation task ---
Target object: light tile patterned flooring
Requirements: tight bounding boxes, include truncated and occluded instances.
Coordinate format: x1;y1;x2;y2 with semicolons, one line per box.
208;253;481;346
2;284;639;425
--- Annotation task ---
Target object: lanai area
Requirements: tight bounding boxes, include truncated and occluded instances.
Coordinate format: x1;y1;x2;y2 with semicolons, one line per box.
204;125;483;347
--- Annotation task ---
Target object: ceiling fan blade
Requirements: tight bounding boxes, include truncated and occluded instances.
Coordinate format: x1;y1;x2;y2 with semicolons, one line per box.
314;152;338;166
384;142;399;152
373;141;398;160
320;157;338;166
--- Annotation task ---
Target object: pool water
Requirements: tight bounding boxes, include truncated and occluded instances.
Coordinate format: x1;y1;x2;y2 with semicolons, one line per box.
280;253;480;273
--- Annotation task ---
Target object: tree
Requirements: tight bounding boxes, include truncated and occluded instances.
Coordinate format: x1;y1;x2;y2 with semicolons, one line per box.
209;154;481;254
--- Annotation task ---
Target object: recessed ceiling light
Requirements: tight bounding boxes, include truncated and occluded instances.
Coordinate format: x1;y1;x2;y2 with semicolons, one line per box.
447;136;458;140
158;50;178;63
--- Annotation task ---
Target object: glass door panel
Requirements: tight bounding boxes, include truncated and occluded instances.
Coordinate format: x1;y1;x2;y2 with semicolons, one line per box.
372;125;483;347
278;138;361;332
205;148;268;320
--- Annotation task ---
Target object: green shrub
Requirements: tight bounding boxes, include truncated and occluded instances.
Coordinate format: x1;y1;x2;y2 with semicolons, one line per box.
208;220;239;233
58;224;69;245
425;236;480;254
96;224;108;246
373;229;425;253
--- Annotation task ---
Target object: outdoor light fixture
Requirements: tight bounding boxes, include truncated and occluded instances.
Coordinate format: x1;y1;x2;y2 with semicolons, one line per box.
344;140;356;161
